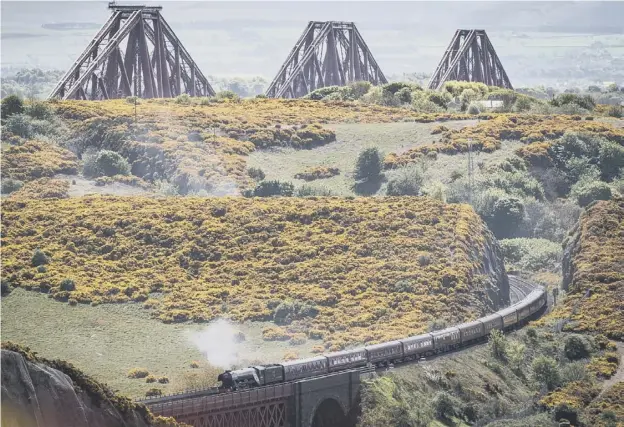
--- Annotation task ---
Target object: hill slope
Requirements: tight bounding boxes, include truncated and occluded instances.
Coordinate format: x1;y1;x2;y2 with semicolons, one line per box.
2;196;508;351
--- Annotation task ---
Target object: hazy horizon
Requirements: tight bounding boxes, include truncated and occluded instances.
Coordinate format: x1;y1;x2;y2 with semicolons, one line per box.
2;1;624;86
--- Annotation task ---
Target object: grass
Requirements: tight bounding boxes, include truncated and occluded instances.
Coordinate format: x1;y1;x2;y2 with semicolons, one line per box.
247;120;477;195
0;288;321;398
2;196;502;351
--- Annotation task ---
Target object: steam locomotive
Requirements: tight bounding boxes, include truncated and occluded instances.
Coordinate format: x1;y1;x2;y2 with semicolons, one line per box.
218;287;546;391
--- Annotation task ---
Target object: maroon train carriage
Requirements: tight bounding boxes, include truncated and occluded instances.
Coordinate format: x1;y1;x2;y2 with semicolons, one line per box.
431;326;461;353
326;348;368;372
498;306;519;330
282;356;328;381
457;320;485;345
400;333;434;359
365;341;403;365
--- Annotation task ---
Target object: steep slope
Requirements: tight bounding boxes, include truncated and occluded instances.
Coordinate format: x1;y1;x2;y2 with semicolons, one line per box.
1;196;508;351
556;197;624;340
0;343;183;427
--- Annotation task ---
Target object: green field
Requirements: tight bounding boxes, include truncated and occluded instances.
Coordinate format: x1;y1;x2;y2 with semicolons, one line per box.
1;288;320;398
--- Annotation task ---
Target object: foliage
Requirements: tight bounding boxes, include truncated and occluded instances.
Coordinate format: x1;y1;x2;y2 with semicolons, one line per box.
570;178;612;207
582;382;624;427
386;165;424;196
242;180;294;197
31;249;49;267
246;167;265;181
1;196;499;349
295;184;334;197
500;238;562;273
7;178;70;200
25;101;53;120
432;391;460;420
128;368;150;379
551;93;596;111
94;175;152;189
354;148;383;182
83;150;131;178
607;105;623;118
587;354;620;379
1;140;79;182
477;191;525;239
532;355;561;391
489;329;508;361
294;166;340;181
1;178;24;194
564;335;590;361
1;94;24;119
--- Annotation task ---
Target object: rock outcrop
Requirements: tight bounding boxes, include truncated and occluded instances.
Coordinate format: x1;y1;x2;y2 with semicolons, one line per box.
1;345;177;427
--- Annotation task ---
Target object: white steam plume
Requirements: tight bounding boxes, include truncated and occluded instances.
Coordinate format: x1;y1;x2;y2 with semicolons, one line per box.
188;319;241;369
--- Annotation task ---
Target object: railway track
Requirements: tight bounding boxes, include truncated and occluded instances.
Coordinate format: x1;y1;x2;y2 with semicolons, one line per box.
138;275;538;405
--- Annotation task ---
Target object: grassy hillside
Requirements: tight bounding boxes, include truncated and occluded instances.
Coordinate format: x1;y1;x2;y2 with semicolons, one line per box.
2;196;504;351
543;198;624;340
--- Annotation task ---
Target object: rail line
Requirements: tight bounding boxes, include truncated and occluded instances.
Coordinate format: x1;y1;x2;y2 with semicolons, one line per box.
137;275;537;406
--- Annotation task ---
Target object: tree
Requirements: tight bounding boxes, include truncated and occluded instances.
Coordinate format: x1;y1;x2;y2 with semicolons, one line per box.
354;148;383;182
1;94;24;119
532;355;561;391
489;329;508;361
564;335;590;360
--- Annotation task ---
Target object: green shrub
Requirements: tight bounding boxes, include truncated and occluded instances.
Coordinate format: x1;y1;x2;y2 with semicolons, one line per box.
432;391;458;420
157;376;169;384
247;167;265;181
607;105;623;118
386;165;424;196
145;375;157;383
489;329;508;361
1;178;24;194
295;185;334;197
3;114;33;138
145;388;162;397
354;148;383;182
570;178;612;207
243;180;294;197
564;335;590;361
500;238;562;272
83;149;131;178
551;93;595;111
478;192;525;239
216;90;240;101
561;361;589;384
532;355;561;391
25;101;53;120
467;102;481;115
598;141;624;181
1;94;24;119
31;249;49;267
59;278;76;292
174;94;191;104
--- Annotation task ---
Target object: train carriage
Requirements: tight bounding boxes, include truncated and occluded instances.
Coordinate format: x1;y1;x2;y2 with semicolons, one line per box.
457;320;485;344
480;313;503;335
282;356;328;381
498;306;518;329
529;289;546;315
254;364;284;385
400;333;434;358
326;348;368;372
365;341;403;364
431;327;461;352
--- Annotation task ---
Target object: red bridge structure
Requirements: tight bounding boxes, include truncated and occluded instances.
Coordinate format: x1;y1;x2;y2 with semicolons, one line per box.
142;370;365;427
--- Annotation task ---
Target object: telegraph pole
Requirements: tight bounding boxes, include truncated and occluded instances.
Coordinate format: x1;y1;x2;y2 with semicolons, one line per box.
467;138;474;205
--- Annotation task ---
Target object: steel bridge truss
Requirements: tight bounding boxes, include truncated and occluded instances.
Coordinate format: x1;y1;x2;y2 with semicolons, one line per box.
266;21;387;98
48;4;214;100
179;400;288;427
427;29;513;91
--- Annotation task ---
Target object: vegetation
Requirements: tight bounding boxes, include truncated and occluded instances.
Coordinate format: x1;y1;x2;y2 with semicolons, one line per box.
1;140;79;182
7;178;70;200
2;196;501;350
544;198;624;340
294;166;340;181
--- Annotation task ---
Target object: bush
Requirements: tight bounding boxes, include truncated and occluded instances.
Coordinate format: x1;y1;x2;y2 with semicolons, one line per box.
489;329;507;361
432;391;458;420
532;356;561;391
386;165;424;196
243;180;294;197
296;185;334;197
467;102;481;115
3;114;33;138
174;94;191;104
499;238;562;272
88;150;131;178
598;141;624;181
561;361;589;384
59;278;76;292
25;101;53;120
564;335;590;361
289;333;307;345
1;94;24;119
31;249;49;267
127;368;149;379
247;167;265;181
480;194;525;239
354;148;383;182
607;105;623;118
1;178;24;194
551;93;596;111
570;179;612;207
190;361;200;368
158;376;169;384
145;375;157;383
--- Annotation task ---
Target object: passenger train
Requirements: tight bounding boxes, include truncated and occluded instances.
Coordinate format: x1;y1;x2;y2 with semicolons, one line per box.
218;287;546;391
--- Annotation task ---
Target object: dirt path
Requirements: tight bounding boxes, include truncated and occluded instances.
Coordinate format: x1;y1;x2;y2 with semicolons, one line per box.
598;341;624;397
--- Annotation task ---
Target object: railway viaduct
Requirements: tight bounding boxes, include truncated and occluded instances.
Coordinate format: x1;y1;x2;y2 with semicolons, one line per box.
140;277;535;427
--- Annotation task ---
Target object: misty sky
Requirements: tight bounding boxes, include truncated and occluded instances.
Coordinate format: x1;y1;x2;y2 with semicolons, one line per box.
2;1;624;83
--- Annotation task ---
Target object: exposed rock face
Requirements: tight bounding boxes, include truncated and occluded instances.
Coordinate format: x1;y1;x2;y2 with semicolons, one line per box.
474;227;510;311
1;350;151;427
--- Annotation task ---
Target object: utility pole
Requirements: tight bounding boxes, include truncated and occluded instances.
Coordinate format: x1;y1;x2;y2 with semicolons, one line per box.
467;138;474;205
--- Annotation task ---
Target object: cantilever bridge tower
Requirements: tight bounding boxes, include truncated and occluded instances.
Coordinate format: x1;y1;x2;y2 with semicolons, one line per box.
266;21;387;99
427;29;513;91
48;3;214;100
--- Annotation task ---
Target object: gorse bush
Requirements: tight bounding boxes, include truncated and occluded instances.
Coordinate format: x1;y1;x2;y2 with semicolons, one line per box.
83;149;131;178
242;180;294;197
